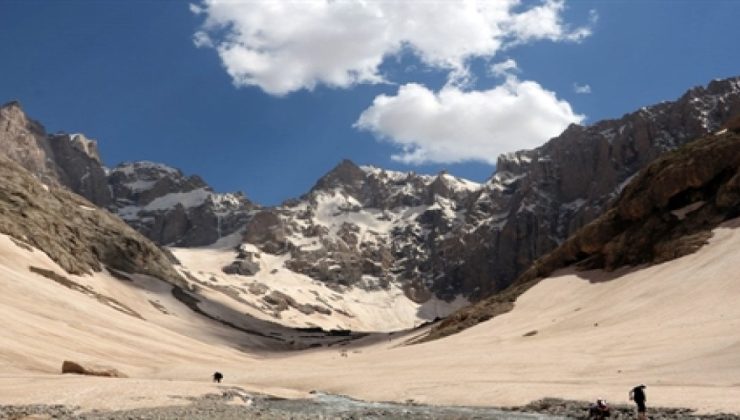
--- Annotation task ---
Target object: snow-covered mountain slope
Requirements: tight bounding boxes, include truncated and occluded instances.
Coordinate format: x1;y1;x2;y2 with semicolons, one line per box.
236;160;481;304
170;232;467;332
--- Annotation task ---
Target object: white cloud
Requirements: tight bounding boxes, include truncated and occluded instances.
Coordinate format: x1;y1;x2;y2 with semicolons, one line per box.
504;0;591;44
192;0;593;95
490;59;519;77
355;78;584;165
574;83;592;94
192;31;212;48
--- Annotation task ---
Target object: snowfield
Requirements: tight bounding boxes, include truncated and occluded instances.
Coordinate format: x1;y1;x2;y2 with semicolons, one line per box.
169;231;467;332
2;219;740;413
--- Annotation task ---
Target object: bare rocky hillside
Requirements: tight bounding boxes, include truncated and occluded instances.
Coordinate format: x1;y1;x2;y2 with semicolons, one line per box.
0;154;184;285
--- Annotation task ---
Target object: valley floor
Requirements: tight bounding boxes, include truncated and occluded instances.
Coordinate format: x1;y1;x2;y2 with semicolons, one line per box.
1;220;740;416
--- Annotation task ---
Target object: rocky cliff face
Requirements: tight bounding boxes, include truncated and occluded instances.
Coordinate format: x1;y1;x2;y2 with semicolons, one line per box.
0;102;111;207
424;122;740;342
436;77;740;299
108;161;255;246
48;133;112;207
0;101;255;247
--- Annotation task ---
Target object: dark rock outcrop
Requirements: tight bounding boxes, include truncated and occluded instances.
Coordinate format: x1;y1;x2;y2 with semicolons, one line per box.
262;290;331;315
222;258;260;276
48;133;111;207
61;360;126;378
107;161;255;246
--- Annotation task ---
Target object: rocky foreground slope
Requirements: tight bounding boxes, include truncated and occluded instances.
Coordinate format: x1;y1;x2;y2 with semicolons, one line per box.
424;116;740;341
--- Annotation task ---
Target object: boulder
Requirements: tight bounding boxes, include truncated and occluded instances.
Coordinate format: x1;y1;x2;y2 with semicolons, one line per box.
61;360;126;378
222;259;260;276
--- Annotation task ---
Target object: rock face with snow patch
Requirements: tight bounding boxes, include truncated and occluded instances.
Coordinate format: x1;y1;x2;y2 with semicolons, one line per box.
108;161;255;246
242;160;482;299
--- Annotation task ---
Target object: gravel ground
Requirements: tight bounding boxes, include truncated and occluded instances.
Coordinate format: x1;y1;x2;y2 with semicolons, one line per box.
506;398;740;420
2;392;739;419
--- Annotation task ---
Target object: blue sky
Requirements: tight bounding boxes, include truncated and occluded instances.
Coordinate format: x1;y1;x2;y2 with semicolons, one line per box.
1;0;739;205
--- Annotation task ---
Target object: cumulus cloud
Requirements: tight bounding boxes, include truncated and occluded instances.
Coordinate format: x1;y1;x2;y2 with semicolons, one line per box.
490;59;519;77
504;0;592;44
355;77;584;165
192;0;593;95
573;83;592;94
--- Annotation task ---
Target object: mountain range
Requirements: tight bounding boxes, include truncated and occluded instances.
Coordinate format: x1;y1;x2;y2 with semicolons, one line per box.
2;77;740;416
1;76;739;329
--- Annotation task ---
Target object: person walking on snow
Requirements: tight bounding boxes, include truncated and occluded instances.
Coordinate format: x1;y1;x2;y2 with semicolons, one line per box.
629;384;647;420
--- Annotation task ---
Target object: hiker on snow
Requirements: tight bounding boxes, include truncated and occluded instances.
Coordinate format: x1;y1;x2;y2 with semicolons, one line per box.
629;384;647;420
213;371;223;383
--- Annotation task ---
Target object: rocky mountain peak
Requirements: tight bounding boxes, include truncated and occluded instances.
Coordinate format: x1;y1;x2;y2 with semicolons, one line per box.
1;99;21;108
0;101;47;139
692;76;740;98
0;103;110;206
0;100;56;182
65;133;103;163
106;160;255;246
1;100;25;119
108;161;208;205
494;150;536;177
427;174;452;200
46;133;111;207
310;159;367;195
